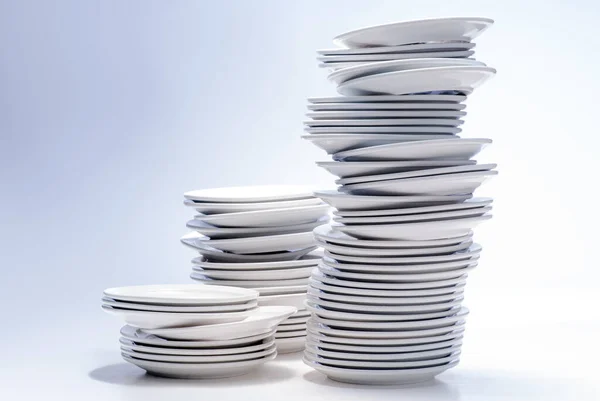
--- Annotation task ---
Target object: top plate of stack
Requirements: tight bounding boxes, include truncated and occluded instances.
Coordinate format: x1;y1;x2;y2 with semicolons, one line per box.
184;185;316;203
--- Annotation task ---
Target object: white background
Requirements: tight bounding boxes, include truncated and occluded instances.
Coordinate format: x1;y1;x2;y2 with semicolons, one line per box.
1;0;599;400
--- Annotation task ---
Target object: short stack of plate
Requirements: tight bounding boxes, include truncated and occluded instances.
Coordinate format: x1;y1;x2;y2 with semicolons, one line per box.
102;284;296;379
302;17;497;385
181;185;331;353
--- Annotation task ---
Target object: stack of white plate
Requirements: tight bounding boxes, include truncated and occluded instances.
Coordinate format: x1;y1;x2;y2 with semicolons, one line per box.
181;185;331;353
102;284;297;378
302;18;497;385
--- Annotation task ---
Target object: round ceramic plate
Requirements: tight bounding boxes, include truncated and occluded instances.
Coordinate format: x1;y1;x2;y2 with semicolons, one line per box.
190;274;310;289
258;293;306;309
311;269;469;290
254;285;309;296
275;330;307;339
307;110;466;119
306;342;462;361
304;118;464;127
303;133;457;154
103;284;258;306
102;298;257;313
308;94;467;103
276;322;306;332
275;336;306;354
334;197;492;216
316;238;473;257
333;207;491;225
333;138;492;161
190;204;330;228
194;266;312;281
144;306;297;341
333;17;493;48
305;349;460;369
307;326;465;346
318;42;476;55
191;250;322;271
190;232;316;254
337;66;495;96
119;336;275;356
183;197;323;214
120;325;275;349
324;243;482;265
306;286;463;306
314;224;473;248
122;343;277;363
317;159;475;178
187;216;329;240
307;334;463;354
340;171;497;196
123;351;277;379
331;216;491;241
320;257;479;274
184;185;315;203
327;58;483;84
305;126;462;134
307;319;467;339
314;190;472;211
307;102;466;111
309;275;466;297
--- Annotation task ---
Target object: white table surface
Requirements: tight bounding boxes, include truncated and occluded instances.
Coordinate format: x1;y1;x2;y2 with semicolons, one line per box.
3;291;599;401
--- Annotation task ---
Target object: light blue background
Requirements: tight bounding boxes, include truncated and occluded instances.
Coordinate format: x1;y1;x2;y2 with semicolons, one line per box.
1;1;599;398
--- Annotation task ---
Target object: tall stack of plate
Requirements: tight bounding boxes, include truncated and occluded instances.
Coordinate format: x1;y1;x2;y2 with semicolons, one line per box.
302;17;497;384
102;284;296;378
181;185;331;353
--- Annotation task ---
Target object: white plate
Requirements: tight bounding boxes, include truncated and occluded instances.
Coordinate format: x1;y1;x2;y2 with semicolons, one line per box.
183;197;323;214
184;185;315;203
336;163;496;185
187;216;329;239
304;118;463;127
275;330;307;339
255;285;309;296
120;325;275;348
314;224;473;248
102;305;255;330
258;293;306;309
191;250;322;271
144;306;297;340
318;42;476;55
319;50;474;65
123;351;276;379
193;266;312;281
341;171;497;196
307;319;466;339
276;323;306;332
312;269;469;291
307;110;466;120
307;286;463;306
307;326;465;346
307;334;463;354
122;343;277;363
332;215;491;240
327;58;483;84
275;336;306;354
103;284;258;306
190;232;316;254
306;342;462;361
305;357;458;385
308;94;467;103
321;257;479;274
190;204;330;228
319;261;477;281
102;298;257;313
334;197;492;216
307;102;466;111
314;190;472;211
323;244;481;266
334;138;491;161
309;274;466;297
305;125;462;134
283;314;311;324
338;66;496;96
333;17;493;48
333;206;492;224
303;133;457;154
316;238;473;257
316;159;475;178
305;349;460;369
181;232;316;261
190;274;310;288
119;336;275;356
307;301;466;322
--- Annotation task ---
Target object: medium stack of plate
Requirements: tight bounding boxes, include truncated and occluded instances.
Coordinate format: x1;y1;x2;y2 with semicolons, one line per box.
102;284;296;379
302;17;497;385
181;185;331;353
